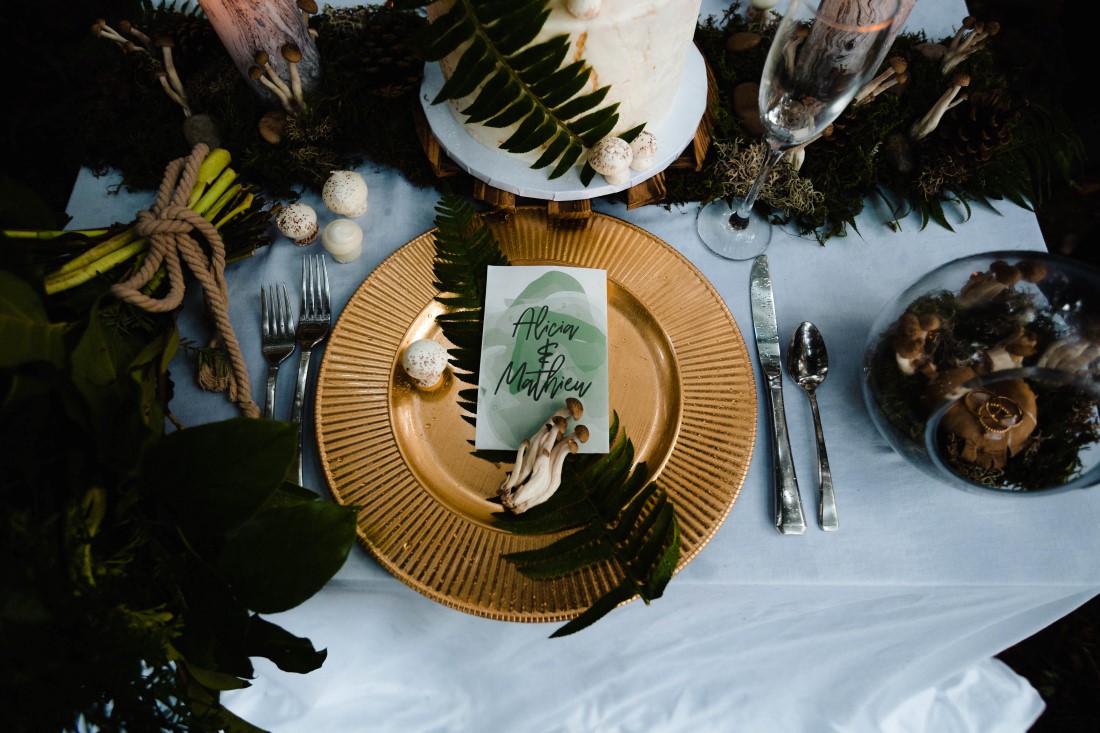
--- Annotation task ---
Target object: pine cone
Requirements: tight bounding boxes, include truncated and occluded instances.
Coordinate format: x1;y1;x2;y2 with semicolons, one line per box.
809;109;856;157
935;89;1023;165
154;14;220;74
358;15;426;98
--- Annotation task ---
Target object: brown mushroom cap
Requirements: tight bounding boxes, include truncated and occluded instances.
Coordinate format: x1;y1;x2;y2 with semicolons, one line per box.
297;0;319;12
248;65;265;81
952;72;971;88
888;57;908;74
1016;260;1047;282
565;397;584;420
254;50;269;66
989;260;1022;285
154;35;175;48
281;43;303;63
726;32;762;53
258;110;288;145
572;425;590;443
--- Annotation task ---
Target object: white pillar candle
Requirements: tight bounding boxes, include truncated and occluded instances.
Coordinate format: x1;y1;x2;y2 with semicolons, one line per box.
322;219;364;263
197;0;321;105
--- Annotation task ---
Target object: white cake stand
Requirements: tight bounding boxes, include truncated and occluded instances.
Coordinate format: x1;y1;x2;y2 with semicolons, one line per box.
419;46;709;202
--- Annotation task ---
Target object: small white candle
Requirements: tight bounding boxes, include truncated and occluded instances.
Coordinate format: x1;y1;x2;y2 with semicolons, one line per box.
322;219;363;263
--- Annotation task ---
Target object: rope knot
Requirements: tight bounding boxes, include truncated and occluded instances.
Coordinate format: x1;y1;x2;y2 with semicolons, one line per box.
109;144;260;418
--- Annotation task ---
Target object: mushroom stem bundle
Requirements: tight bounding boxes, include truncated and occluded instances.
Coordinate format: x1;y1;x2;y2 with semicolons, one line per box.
499;398;587;514
941;19;999;75
853;57;908;106
909;72;970;141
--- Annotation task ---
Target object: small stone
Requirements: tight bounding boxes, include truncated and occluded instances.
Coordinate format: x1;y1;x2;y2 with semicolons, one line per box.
726;32;763;53
258;110;287;145
183;114;221;149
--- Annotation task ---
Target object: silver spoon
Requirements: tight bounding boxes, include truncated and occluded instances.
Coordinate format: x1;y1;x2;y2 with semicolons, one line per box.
786;322;838;531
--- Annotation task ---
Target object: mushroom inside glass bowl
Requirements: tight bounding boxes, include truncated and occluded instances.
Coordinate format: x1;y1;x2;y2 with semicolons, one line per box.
861;251;1100;494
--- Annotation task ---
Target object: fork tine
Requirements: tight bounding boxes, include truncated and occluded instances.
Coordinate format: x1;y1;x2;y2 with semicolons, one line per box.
261;284;271;338
279;282;292;336
319;256;330;315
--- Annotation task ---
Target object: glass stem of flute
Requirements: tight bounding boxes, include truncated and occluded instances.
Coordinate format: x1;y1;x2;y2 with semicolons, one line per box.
732;144;786;229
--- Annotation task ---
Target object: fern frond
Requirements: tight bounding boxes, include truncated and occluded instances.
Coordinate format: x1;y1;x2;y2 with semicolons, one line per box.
400;0;625;180
431;192;509;380
428;194;683;636
502;414;682;638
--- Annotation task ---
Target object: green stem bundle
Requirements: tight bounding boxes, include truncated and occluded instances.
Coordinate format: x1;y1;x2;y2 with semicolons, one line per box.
34;148;275;297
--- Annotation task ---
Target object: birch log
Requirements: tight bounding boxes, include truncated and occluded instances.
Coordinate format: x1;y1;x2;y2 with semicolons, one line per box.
198;0;321;105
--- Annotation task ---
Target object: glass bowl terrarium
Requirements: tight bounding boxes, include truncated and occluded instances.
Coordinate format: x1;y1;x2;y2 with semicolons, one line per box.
863;251;1100;494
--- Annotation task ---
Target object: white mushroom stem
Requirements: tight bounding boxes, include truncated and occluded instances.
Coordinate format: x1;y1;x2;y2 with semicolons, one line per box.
251;66;293;113
1038;340;1100;373
158;44;188;106
94;20;128;45
783;25;809;74
910;74;970;141
500;439;531;492
941;21;999;75
287;59;306;112
507;450;553;513
255;51;294;101
854;58;908;106
948;16;976;52
155;70;191;117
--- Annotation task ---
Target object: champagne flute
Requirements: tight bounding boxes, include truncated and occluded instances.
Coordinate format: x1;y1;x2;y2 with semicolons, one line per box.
698;0;901;259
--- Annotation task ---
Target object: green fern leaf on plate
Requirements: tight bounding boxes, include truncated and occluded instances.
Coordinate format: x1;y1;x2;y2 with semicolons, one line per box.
395;0;624;179
501;413;681;638
428;193;681;636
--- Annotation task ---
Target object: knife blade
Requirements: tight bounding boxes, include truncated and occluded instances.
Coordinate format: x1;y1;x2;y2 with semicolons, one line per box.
749;254;807;535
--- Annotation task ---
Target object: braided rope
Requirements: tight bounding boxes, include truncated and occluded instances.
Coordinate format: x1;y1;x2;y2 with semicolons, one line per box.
110;143;260;418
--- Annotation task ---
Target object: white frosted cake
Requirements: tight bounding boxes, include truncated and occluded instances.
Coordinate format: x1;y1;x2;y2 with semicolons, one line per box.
429;0;703;166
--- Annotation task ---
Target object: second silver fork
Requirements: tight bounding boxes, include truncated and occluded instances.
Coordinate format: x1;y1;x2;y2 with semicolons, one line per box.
261;283;296;420
292;255;332;485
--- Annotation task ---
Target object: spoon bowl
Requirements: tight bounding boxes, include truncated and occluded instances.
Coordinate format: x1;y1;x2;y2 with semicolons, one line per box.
788;321;829;393
786;322;838;531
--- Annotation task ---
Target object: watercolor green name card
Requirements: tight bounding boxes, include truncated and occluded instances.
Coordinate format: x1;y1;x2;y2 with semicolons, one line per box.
475;265;609;453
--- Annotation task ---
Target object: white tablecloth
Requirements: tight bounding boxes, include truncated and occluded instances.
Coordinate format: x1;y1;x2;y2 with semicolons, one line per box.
64;2;1092;731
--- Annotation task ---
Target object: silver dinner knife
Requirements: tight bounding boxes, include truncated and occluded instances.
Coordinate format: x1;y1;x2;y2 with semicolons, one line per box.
749;254;807;535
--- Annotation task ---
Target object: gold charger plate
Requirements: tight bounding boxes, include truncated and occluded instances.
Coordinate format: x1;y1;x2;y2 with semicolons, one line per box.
315;208;756;622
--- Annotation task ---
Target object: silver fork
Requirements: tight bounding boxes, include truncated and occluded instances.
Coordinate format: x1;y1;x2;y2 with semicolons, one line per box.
291;255;332;485
260;283;296;420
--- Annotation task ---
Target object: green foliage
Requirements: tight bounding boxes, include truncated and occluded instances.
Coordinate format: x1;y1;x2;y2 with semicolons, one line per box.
397;0;622;179
429;192;681;637
502;414;681;637
431;190;509;422
0;262;357;732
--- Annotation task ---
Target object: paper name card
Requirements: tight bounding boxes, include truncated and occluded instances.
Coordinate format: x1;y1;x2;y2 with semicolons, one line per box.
475;266;609;453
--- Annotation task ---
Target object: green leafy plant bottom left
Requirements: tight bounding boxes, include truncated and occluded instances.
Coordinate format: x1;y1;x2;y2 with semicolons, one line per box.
0;268;358;733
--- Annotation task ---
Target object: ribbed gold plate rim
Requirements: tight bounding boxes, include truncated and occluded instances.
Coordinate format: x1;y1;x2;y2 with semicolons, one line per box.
316;208;756;623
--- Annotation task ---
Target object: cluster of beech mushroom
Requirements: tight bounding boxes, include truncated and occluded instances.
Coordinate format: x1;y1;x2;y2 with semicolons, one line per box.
909;71;970;141
92;19;191;118
499;398;589;515
587;132;658;185
249;44;309;115
854;57;908;107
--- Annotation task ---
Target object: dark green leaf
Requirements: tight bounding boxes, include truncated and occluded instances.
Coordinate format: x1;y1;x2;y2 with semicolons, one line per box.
218;501;358;614
245;615;328;673
144;419;296;536
0;270;67;369
549;581;636;638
